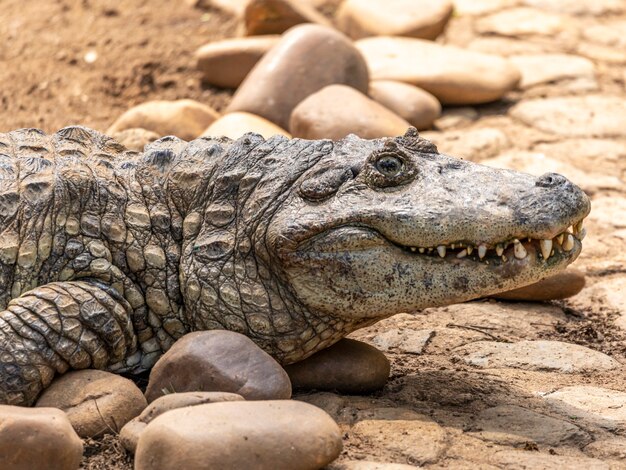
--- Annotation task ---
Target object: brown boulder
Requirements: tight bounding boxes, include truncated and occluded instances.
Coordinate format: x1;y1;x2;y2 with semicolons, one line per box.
491;269;586;301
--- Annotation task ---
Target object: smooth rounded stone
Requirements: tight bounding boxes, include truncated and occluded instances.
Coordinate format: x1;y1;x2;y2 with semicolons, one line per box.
470;405;589;447
492;450;610;470
368;81;441;130
491;269;586;301
120;391;244;453
356;37;520;105
0;405;83;470
509;54;595;88
350;409;447;466
467;36;561;57
284;339;390;394
455;340;619;373
372;329;434;354
195;36;280;88
134;400;342;470
510;95;626;138
145;330;291;403
36;369;147;438
585;438;626;460
110;128;160;152
421;127;509;161
244;0;330;35
201;112;291;139
331;462;420;470
337;0;453;40
475;7;572;37
544;386;626;430
107;99;220;141
228;24;369;129
290;84;411;140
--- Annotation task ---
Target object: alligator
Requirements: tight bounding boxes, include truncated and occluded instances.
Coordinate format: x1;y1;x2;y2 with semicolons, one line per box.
0;126;589;406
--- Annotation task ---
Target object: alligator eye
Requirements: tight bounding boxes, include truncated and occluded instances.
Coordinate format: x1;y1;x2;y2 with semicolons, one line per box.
375;155;403;177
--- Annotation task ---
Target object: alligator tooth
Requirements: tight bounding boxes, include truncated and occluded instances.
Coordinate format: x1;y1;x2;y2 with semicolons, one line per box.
562;233;575;251
556;233;564;245
451;243;455;249
514;241;527;259
457;249;468;258
496;244;504;256
578;228;587;240
428;248;433;253
478;244;487;259
437;245;446;258
575;220;584;234
410;247;417;252
467;245;473;255
418;247;425;254
539;239;553;260
501;255;507;262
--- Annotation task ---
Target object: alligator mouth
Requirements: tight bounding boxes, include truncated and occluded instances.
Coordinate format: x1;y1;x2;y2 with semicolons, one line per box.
392;218;586;265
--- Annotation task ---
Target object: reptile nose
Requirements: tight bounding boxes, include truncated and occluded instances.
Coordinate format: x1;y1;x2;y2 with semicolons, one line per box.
535;172;569;188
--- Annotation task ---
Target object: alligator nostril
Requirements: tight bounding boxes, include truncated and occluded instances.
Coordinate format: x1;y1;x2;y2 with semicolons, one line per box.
536;172;568;188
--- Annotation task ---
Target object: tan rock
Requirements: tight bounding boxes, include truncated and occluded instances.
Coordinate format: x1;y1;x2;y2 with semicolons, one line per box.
492;450;610;470
545;386;626;430
368;81;441;130
134;400;342;470
337;0;453;40
228;24;369;129
201;112;291;139
372;329;434;354
36;369;147;438
195;36;280;88
145;331;291;403
509;54;595;88
120;391;244;454
284;339;390;394
110;128;160;152
356;37;520;104
0;405;83;470
189;0;250;16
476;7;572;37
290;84;411;140
453;0;518;16
333;462;420;470
491;269;585;301
107;100;220;141
421;127;509;161
585;438;626;459
244;0;331;36
524;0;624;16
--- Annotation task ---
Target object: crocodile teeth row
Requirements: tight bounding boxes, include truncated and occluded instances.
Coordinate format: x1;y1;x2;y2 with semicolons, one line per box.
401;219;586;262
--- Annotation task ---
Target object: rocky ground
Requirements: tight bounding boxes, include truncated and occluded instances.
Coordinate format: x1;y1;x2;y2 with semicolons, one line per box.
1;0;626;469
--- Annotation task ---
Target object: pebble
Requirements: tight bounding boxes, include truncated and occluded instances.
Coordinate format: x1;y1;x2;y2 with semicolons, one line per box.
421;127;509;161
284;338;390;394
544;386;626;430
350;408;447;466
228;24;369;129
201;111;291;139
0;405;83;470
456;340;619;373
476;7;572;36
107;99;220;141
509;54;596;88
470;405;589;446
372;329;434;354
368;81;441;130
510;95;626;138
120;391;244;454
35;369;147;438
336;0;453;40
356;37;520;104
290;84;411;140
195;36;280;88
134;400;342;470
490;269;586;301
244;0;331;35
110;127;160;152
144;330;292;403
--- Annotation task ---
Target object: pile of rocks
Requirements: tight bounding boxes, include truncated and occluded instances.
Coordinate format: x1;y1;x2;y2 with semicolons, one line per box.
108;0;522;149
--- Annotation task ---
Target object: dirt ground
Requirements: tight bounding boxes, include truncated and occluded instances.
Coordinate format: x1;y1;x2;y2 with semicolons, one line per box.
1;0;626;469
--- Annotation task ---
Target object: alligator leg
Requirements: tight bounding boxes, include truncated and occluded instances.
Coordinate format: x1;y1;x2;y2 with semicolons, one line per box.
0;280;137;406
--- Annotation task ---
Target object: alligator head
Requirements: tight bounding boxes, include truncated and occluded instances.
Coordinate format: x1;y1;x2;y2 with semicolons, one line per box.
267;129;590;321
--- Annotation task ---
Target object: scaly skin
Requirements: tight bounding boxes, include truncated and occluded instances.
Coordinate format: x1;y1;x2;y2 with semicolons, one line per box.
0;126;590;405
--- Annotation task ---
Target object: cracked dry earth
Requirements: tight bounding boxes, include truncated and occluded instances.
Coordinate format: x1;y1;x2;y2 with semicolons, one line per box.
2;0;626;469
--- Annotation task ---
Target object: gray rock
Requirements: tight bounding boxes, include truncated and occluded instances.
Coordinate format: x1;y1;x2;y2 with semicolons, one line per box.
134;400;342;470
284;339;390;394
36;369;147;438
145;331;292;402
227;24;369;129
0;405;83;470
